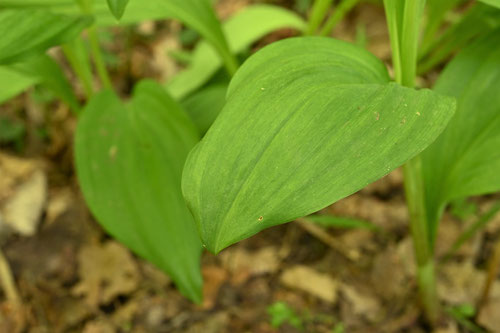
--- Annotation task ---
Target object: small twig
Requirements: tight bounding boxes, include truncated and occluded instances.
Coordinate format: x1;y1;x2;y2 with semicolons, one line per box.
0;247;21;305
295;218;358;261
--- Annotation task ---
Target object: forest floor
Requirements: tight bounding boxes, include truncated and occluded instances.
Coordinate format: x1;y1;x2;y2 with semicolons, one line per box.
0;1;499;332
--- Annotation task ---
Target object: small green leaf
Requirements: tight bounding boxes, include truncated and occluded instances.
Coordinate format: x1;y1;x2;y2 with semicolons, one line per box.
182;37;456;254
181;84;228;135
304;215;377;230
166;4;306;99
422;29;500;245
267;302;303;330
14;55;81;112
0;116;25;143
0;9;92;65
0;54;81;112
75;80;203;302
106;0;129;20
0;66;39;104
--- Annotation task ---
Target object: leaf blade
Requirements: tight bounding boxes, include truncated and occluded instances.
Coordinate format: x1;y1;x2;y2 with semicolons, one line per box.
182;37;456;253
0;9;92;65
422;29;500;244
75;80;203;302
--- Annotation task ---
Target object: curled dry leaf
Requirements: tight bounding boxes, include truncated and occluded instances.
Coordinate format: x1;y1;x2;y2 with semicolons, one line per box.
72;241;139;308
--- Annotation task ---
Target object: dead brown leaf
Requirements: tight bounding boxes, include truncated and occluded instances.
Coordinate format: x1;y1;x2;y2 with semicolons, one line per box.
202;265;228;309
72;241;139;308
2;170;47;236
477;297;500;332
220;246;280;285
280;265;338;304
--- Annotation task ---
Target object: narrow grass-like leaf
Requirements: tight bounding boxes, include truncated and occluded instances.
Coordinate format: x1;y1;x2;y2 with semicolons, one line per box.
303;215;378;230
422;30;500;245
166;5;306;99
0;9;92;65
106;0;129;20
75;80;203;302
182;37;456;254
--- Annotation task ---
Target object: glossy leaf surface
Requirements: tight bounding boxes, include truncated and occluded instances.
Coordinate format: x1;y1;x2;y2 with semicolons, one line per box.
0;9;92;64
422;30;500;245
166;5;306;99
75;81;202;302
182;37;456;253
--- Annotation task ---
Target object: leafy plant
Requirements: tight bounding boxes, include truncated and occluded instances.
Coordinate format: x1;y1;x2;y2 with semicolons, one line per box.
1;0;499;328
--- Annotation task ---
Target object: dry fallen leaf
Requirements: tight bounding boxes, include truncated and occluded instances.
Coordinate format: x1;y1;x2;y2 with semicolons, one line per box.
220;246;280;284
72;241;139;307
82;319;115;333
280;265;338;303
0;153;38;203
202;265;228;309
341;283;382;322
2;170;47;236
477;297;500;332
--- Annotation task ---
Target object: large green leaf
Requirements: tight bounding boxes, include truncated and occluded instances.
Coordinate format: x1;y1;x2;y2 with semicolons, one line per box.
166;4;306;99
0;9;92;65
422;30;500;245
75;80;203;302
479;0;500;8
182;37;456;254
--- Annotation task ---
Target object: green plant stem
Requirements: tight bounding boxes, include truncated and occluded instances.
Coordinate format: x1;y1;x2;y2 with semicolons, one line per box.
76;0;112;90
385;0;439;324
403;158;439;323
305;0;334;35
218;48;238;77
88;26;112;90
319;0;360;36
442;202;500;262
62;39;94;98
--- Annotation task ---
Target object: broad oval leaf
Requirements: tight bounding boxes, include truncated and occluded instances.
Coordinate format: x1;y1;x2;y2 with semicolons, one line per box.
166;4;306;99
106;0;129;20
422;29;500;245
0;9;92;65
75;81;203;302
182;37;456;254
